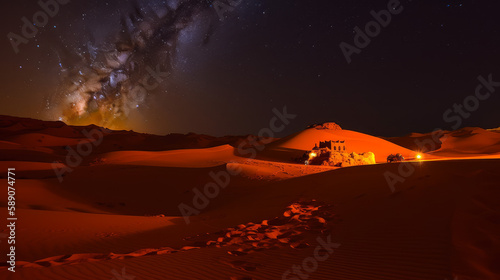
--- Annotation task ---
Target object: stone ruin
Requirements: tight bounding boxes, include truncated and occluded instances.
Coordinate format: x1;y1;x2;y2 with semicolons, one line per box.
317;140;346;152
304;139;376;167
326;151;375;167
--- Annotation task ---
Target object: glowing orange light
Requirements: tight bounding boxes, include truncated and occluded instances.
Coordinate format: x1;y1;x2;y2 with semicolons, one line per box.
416;154;422;160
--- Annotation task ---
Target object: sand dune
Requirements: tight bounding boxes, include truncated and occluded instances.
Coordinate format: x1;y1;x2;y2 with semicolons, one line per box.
386;127;500;157
101;145;239;168
0;116;499;279
437;127;500;155
2;159;499;279
264;127;418;163
3;133;91;148
0;115;271;154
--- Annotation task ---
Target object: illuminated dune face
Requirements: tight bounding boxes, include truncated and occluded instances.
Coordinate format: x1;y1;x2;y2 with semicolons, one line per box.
269;128;416;162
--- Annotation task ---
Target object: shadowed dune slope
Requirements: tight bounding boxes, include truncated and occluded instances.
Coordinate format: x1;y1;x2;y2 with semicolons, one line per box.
1;159;499;279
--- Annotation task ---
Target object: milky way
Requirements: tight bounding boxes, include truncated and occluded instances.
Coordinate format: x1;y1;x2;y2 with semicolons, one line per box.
48;0;217;129
3;0;499;137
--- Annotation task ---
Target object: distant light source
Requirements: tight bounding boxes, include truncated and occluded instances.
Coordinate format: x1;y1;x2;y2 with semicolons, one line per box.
416;154;422;160
310;152;317;158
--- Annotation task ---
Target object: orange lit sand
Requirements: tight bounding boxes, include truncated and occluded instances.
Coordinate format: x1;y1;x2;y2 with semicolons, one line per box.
1;116;499;279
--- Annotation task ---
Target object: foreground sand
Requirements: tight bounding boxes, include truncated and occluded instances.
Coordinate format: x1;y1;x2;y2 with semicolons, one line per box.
1;159;499;280
1;116;499;279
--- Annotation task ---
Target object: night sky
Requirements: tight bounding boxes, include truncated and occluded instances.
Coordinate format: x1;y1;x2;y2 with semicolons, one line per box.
1;0;499;137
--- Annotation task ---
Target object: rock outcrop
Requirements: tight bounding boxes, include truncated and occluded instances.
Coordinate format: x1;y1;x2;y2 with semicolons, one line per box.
308;122;342;131
323;151;375;167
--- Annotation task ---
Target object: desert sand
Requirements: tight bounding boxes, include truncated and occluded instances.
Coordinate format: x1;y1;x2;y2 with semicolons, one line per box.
0;116;499;280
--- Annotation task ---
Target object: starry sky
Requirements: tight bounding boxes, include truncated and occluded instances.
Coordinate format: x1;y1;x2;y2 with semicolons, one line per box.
1;0;499;137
